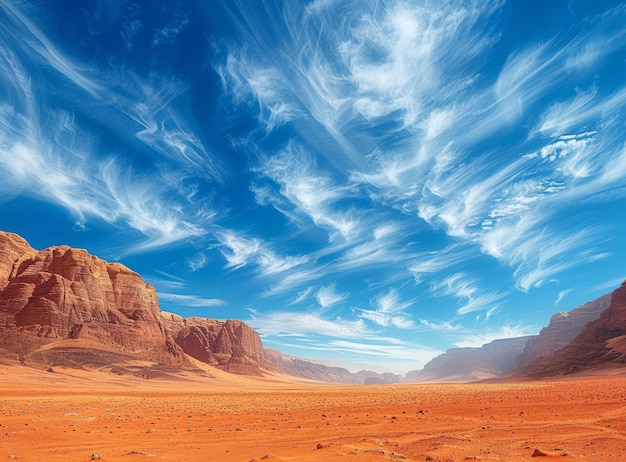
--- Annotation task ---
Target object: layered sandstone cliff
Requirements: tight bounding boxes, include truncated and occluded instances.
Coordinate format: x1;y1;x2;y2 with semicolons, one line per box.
515;282;626;378
0;231;274;377
0;232;187;366
161;313;276;376
515;293;612;368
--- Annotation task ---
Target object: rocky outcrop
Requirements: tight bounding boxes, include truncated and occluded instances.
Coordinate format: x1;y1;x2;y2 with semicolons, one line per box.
0;232;37;290
515;293;612;368
515;281;626;378
0;231;275;377
0;232;188;367
264;348;401;384
405;336;535;383
161;313;276;376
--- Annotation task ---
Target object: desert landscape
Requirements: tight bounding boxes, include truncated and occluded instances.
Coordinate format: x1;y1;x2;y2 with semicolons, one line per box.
2;0;626;460
2;233;626;462
2;364;626;461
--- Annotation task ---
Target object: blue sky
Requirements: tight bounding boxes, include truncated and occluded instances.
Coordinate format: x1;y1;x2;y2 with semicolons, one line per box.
0;0;625;373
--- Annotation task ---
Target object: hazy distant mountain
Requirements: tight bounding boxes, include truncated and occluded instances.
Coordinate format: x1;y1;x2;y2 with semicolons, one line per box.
405;336;534;383
515;293;612;369
264;348;401;384
515;281;626;378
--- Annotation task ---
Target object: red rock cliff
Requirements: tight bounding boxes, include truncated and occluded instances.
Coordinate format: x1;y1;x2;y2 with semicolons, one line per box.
0;232;186;366
515;292;612;369
515;281;626;378
160;313;276;376
0;231;281;377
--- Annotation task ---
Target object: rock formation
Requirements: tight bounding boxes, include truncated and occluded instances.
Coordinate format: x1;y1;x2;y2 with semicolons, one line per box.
515;281;626;378
161;313;276;376
0;232;187;367
264;348;401;384
0;231;275;377
405;336;535;383
515;293;612;368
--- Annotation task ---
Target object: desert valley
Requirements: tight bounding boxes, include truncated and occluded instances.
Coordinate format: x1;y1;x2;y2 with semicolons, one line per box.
1;230;626;461
2;0;626;459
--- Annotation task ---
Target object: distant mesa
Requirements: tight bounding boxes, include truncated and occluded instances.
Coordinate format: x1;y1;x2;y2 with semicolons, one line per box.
264;348;401;385
404;336;534;383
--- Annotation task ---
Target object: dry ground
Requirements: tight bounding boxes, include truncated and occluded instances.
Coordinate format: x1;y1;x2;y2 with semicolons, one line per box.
1;364;626;461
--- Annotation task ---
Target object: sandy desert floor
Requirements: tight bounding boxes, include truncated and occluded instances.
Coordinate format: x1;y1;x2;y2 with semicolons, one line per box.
1;365;626;462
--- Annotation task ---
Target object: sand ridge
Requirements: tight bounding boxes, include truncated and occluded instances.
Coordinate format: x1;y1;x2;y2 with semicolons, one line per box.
1;365;626;461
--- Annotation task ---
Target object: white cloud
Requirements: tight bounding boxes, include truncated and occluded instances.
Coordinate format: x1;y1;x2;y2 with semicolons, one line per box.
532;87;626;138
315;283;348;308
0;1;223;253
453;324;537;348
419;319;462;332
0;132;207;252
158;293;226;308
554;288;574;305
0;0;102;98
250;311;370;339
456;290;509;316
215;228;309;275
290;287;314;305
186;253;208;272
216;51;300;131
428;272;509;316
409;245;474;283
327;340;441;364
255;142;359;241
152;12;190;46
360;288;415;328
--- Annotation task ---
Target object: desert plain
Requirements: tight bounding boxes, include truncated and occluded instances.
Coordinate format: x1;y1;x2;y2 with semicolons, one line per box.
1;364;626;462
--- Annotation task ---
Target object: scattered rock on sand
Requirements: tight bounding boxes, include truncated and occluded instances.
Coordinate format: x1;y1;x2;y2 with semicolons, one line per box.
532;448;565;457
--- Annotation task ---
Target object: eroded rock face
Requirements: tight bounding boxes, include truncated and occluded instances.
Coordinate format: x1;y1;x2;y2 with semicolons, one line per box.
161;313;276;376
515;293;612;369
0;232;187;366
516;282;626;378
0;231;281;377
0;232;37;290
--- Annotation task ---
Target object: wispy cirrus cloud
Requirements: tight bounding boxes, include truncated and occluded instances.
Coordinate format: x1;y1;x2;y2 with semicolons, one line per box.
0;1;223;252
360;289;415;329
0;0;102;97
429;272;509;316
214;0;626;299
249;311;370;339
315;283;348;308
158;292;226;308
186;253;208;272
152;11;190;46
254;142;359;241
419;319;462;332
0;124;207;252
215;227;309;275
453;324;537;348
409;245;474;284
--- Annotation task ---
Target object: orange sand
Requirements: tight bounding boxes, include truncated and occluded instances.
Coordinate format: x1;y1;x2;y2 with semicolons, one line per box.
1;365;625;461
